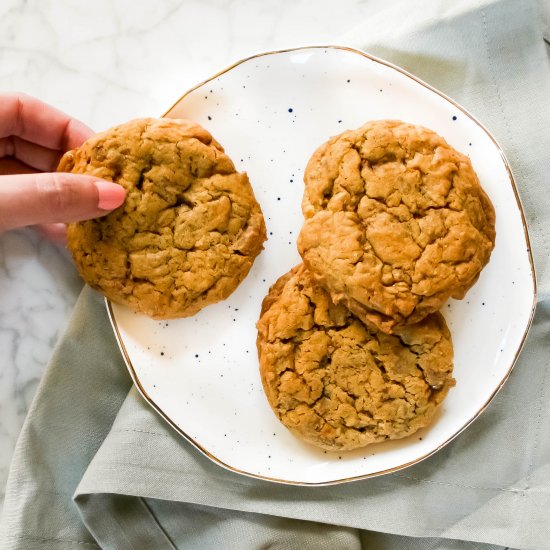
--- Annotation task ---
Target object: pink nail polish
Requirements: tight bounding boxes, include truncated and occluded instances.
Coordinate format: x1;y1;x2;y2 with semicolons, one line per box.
95;180;125;211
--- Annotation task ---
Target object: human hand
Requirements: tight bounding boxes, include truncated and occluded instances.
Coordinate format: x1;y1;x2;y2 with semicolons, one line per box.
0;93;125;239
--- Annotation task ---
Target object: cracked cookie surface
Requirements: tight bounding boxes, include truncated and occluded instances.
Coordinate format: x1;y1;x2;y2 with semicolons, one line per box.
61;118;266;318
257;264;454;451
298;120;496;333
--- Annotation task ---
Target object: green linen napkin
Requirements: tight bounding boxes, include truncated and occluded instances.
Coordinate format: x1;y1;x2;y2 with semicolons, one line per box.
2;0;550;548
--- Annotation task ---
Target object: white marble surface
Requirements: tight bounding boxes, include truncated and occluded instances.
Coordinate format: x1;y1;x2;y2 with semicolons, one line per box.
0;0;376;515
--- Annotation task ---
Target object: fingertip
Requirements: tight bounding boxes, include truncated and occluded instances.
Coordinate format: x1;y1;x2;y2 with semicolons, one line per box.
65;118;95;149
94;180;126;211
35;223;67;244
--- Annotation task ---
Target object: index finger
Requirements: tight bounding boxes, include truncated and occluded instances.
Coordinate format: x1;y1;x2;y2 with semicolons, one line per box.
0;93;93;152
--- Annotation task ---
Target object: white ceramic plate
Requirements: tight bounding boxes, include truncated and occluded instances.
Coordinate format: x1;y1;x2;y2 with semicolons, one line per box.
108;46;536;485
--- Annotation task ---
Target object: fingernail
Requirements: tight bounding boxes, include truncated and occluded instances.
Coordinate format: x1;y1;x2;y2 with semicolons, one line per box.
95;180;126;211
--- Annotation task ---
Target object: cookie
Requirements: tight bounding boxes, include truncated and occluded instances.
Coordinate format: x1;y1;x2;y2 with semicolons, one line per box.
257;265;454;451
61;118;266;319
298;120;496;333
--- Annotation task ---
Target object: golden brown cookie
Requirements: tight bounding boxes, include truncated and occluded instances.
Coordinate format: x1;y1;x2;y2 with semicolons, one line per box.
61;118;266;319
298;120;496;333
257;264;455;451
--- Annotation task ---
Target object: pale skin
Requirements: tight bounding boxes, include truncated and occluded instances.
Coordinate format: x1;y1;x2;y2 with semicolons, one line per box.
0;93;126;239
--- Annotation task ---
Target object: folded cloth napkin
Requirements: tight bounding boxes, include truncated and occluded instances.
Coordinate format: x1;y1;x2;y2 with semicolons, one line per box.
2;0;550;548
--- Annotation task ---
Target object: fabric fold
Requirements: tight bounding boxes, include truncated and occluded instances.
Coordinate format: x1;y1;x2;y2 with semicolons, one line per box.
0;289;132;549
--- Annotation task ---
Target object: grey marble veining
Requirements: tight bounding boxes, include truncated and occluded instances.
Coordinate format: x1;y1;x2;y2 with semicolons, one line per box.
0;0;372;515
0;230;82;507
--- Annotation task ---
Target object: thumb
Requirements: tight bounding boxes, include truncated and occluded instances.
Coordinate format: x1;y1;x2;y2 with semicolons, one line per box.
0;172;126;232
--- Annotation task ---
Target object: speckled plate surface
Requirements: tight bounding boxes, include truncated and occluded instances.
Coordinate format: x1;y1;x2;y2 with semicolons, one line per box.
108;46;536;485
